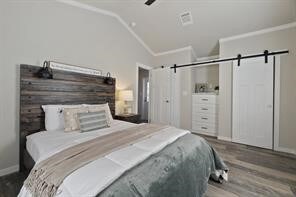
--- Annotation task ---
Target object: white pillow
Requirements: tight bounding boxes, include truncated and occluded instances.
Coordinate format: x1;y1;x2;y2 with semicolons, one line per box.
83;103;114;124
42;105;82;131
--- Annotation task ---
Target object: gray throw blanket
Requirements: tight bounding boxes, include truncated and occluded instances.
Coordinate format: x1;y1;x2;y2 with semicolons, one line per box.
24;124;168;197
98;134;228;197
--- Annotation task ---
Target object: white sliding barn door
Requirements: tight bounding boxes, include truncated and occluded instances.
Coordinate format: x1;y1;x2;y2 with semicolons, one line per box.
232;57;274;149
150;68;171;125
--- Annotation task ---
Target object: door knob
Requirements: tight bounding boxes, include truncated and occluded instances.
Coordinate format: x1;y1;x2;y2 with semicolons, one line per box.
165;100;169;103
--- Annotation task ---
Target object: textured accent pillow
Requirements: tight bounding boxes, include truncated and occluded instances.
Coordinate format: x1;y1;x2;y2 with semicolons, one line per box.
63;106;89;132
78;110;109;132
42;105;82;131
83;103;113;125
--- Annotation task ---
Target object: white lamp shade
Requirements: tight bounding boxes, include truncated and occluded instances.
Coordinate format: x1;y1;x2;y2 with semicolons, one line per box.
120;90;133;101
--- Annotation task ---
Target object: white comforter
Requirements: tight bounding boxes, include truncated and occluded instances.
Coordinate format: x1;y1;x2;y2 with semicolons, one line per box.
19;120;190;197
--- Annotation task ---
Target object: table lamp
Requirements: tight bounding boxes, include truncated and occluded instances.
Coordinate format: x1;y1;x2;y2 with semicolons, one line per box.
120;90;133;114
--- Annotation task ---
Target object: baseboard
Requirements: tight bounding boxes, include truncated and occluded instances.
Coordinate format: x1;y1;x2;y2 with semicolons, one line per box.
216;136;296;155
0;165;19;177
217;136;232;142
275;146;296;155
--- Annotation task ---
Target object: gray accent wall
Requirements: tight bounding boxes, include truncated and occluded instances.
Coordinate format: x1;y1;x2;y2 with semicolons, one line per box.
219;25;296;151
0;1;153;172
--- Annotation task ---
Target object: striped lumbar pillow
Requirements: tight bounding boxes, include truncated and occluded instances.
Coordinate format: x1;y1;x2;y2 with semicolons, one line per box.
77;110;109;132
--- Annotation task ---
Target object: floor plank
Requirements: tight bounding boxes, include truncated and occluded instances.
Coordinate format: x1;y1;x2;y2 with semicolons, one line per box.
205;184;239;197
202;135;296;197
0;135;295;197
0;172;26;197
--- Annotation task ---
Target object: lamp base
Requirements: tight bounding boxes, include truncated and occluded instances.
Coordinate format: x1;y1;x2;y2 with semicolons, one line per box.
124;107;132;114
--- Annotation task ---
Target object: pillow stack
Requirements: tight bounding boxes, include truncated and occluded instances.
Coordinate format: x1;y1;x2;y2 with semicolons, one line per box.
42;103;113;132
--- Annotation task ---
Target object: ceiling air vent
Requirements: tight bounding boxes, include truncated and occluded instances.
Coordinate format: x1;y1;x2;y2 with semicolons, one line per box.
180;11;193;26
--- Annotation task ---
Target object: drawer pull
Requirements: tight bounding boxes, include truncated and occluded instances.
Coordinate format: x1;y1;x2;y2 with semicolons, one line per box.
201;108;208;111
202;99;208;101
201;127;208;130
201;117;208;120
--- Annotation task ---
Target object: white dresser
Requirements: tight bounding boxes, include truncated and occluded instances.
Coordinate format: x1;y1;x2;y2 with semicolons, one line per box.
192;93;218;136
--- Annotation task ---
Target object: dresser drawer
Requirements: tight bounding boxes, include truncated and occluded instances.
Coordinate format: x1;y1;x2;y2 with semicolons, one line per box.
192;94;217;105
192;104;217;114
192;122;217;132
192;113;217;124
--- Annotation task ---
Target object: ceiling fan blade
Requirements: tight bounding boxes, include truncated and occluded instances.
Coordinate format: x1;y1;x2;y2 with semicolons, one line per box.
145;0;156;6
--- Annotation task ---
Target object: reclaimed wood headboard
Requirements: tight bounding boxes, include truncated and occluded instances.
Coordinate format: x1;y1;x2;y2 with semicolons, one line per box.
20;64;116;171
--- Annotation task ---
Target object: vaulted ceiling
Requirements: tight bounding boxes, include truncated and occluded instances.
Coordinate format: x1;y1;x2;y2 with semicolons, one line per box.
78;0;296;57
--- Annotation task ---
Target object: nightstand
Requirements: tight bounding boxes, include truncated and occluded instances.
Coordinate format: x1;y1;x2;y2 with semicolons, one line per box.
114;114;141;124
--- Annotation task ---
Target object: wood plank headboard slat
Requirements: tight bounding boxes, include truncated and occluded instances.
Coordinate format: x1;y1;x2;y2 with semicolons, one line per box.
19;64;116;172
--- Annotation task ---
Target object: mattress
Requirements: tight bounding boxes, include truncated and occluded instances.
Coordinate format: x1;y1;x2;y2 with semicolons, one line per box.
20;120;190;197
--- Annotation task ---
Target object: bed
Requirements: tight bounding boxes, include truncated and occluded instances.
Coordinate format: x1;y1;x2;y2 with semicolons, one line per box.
19;64;227;197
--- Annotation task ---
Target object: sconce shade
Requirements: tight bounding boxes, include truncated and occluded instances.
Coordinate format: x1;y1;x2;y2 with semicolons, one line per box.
38;61;53;79
104;72;114;85
120;90;133;101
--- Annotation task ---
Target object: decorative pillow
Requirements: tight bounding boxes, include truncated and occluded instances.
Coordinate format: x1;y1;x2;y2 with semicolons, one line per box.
83;103;113;125
78;110;109;132
42;105;81;131
63;106;89;132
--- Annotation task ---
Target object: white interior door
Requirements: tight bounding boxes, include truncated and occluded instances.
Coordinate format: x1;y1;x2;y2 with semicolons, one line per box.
150;68;171;124
232;57;274;149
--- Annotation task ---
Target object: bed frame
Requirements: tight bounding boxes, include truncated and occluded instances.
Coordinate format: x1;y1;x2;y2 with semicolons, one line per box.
19;64;116;172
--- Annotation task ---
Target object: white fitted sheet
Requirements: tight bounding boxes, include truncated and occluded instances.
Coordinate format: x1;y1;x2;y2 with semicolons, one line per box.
20;120;190;197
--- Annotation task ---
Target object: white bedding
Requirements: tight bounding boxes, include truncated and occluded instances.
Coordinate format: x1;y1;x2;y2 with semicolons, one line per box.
26;120;136;162
19;120;190;197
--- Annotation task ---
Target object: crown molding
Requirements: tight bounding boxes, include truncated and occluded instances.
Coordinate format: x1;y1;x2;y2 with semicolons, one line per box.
196;55;219;62
154;46;194;56
115;16;156;55
57;0;117;17
190;47;198;60
56;0;155;56
56;0;199;58
220;22;296;43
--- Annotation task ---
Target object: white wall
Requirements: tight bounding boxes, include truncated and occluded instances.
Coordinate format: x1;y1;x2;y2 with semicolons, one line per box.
0;0;153;173
219;24;296;152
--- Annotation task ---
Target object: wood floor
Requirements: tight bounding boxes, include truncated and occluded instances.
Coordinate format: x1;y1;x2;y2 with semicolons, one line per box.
0;136;295;197
203;135;296;197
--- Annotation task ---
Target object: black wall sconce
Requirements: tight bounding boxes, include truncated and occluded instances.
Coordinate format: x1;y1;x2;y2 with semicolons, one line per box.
38;61;53;79
104;72;114;85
